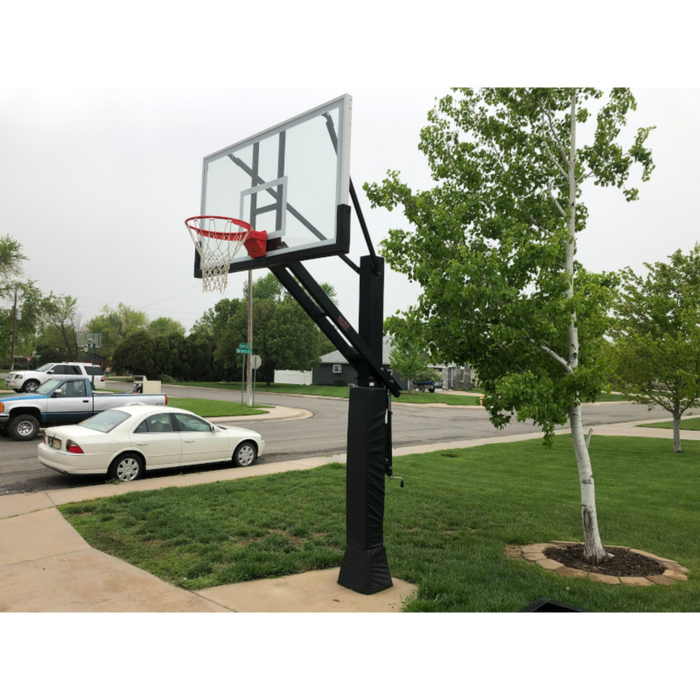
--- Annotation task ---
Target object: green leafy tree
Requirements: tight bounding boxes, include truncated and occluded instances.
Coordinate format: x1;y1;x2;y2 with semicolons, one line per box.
6;283;55;362
88;303;149;358
365;88;654;562
265;298;326;379
181;330;215;381
149;317;186;338
386;317;430;392
153;335;173;378
196;274;335;383
193;298;243;380
163;333;187;380
35;326;71;365
0;234;26;289
223;298;276;384
610;246;700;452
43;295;81;360
0;235;28;364
0;237;59;366
111;330;156;376
244;274;285;303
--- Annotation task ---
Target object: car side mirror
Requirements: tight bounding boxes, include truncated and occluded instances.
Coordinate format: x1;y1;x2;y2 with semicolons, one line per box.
47;370;54;374
53;389;64;397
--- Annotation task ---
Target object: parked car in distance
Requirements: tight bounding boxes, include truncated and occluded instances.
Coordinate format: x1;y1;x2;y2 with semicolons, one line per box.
38;405;265;482
5;362;105;393
411;378;443;393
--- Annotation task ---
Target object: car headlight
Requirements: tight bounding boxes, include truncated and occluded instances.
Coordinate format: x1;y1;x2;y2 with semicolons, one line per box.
14;374;23;379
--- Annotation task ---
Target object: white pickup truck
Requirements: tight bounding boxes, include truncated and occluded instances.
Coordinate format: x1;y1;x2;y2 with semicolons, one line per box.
0;376;167;441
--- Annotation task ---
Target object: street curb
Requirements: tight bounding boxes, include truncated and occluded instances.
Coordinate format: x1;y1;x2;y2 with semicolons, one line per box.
210;407;312;423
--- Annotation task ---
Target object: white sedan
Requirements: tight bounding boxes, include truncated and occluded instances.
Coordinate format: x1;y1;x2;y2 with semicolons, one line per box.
38;405;265;483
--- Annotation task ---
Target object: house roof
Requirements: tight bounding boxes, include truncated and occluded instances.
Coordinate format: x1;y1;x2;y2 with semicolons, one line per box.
319;338;471;370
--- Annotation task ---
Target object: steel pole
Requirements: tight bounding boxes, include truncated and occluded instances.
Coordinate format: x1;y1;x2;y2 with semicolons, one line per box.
9;285;18;372
247;270;253;406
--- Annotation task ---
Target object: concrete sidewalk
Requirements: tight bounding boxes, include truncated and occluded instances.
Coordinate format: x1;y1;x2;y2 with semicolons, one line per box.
0;418;693;613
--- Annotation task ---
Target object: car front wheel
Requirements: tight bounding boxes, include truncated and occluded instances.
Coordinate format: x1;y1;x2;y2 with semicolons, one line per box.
22;380;40;393
108;452;145;482
233;441;257;468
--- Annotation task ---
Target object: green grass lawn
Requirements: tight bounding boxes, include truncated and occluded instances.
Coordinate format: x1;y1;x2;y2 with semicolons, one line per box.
640;416;700;431
136;380;481;405
61;435;698;612
167;397;270;417
593;392;632;402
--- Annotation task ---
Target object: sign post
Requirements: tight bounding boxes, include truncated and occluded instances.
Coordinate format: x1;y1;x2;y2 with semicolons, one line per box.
236;343;252;407
251;354;262;406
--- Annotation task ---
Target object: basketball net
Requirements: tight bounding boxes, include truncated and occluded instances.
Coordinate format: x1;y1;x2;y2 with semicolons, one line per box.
185;216;251;293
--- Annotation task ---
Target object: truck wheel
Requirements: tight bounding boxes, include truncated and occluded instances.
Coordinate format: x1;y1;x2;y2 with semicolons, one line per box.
8;414;40;441
22;380;40;393
418;385;425;393
429;386;435;393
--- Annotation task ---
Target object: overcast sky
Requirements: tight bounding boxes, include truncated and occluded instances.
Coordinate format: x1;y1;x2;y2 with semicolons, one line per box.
4;86;697;334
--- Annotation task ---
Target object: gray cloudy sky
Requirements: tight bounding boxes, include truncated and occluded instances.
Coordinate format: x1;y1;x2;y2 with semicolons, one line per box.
3;86;698;333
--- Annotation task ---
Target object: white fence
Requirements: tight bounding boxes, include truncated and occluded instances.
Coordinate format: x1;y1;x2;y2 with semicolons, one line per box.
274;370;313;385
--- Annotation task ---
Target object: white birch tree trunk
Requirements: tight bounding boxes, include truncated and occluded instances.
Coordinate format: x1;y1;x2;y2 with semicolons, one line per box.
568;405;607;561
565;91;609;563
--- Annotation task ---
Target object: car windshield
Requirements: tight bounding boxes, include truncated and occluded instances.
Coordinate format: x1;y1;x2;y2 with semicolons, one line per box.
79;410;130;433
35;379;63;395
36;363;54;372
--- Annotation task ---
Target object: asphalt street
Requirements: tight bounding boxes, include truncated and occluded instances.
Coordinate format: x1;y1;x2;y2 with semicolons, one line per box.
0;381;668;496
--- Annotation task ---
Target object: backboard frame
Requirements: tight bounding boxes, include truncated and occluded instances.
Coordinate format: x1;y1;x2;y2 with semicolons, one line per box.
194;94;352;276
77;332;102;349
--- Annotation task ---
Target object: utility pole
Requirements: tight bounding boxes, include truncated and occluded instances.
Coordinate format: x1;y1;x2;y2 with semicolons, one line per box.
9;285;18;372
246;269;253;406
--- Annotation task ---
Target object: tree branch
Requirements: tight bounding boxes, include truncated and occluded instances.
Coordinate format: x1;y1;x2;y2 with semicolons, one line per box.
541;139;569;180
528;337;573;373
528;91;569;162
548;189;567;218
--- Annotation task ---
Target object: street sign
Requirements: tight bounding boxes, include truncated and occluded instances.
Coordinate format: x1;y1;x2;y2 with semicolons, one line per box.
238;342;250;349
251;354;262;370
236;348;252;354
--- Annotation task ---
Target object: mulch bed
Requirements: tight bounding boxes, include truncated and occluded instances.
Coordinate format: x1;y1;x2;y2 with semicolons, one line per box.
544;545;666;577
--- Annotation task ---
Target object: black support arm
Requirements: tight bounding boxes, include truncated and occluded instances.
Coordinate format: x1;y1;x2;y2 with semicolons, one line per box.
272;264;401;396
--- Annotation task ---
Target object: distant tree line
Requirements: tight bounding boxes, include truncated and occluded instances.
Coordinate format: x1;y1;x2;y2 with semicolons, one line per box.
1;234;330;382
110;274;335;384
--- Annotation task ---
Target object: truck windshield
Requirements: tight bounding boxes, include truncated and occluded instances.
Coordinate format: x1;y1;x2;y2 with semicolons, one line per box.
79;410;130;433
35;379;63;395
36;363;54;372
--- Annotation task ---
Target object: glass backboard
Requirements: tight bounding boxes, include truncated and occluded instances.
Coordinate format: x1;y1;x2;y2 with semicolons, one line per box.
195;94;352;276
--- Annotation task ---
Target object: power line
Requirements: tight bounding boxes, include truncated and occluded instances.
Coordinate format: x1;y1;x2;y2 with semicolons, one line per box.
76;284;201;311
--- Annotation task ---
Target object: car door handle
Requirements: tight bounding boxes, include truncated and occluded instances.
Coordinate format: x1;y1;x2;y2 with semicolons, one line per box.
83;399;89;403
183;439;195;443
136;441;149;446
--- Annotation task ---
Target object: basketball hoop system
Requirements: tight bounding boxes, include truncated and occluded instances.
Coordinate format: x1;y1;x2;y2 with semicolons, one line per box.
185;216;267;293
